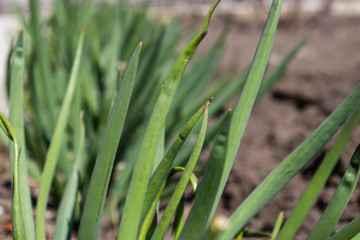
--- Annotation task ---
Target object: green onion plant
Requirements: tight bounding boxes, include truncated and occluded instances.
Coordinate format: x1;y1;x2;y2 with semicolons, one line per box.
2;0;360;239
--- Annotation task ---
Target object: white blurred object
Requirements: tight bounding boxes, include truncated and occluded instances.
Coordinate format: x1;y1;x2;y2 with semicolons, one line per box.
0;15;19;116
0;205;4;215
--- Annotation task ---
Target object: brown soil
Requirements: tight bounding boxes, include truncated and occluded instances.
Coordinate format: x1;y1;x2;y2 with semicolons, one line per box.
192;14;360;239
1;14;360;239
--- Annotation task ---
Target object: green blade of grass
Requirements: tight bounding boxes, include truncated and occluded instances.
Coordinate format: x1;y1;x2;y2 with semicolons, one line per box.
77;42;142;240
117;1;220;238
256;38;306;101
271;211;283;239
172;31;226;113
29;0;57;132
180;6;283;229
276;103;360;240
138;166;197;240
121;7;147;61
178;109;232;240
134;27;165;98
0;113;25;240
223;0;283;199
351;232;360;240
328;215;360;240
172;38;302;143
98;21;122;129
173;110;225;167
141;101;208;224
151;104;209;240
173;197;185;240
108;133;144;218
217;79;360;240
229;0;283;159
173;0;282;239
307;145;360;240
153;126;165;172
136;125;166;240
5;38;14;97
35;29;85;240
53;112;85;240
7;32;21;178
138;200;158;240
8;30;35;240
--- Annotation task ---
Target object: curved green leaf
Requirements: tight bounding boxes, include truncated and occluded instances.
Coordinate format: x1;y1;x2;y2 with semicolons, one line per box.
178;109;232;240
141;101;208;224
53;112;85;240
117;1;220;239
276;104;360;240
218;79;360;240
209;0;284;238
138;166;198;240
78;42;142;240
351;232;360;240
307;145;360;240
271;211;283;239
9;30;35;240
328;215;360;240
35;29;85;240
173;197;185;240
151;103;209;240
136;101;208;239
0;113;25;240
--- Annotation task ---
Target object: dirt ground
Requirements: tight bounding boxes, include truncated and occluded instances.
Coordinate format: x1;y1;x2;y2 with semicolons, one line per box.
192;14;360;239
1;13;360;239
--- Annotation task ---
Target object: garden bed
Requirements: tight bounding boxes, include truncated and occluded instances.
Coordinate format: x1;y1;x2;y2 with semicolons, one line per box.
0;13;360;239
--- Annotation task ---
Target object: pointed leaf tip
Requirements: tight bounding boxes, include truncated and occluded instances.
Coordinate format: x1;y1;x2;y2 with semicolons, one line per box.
202;0;222;33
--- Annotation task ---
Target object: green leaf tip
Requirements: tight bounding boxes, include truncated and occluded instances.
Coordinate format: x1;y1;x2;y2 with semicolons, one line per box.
271;211;284;239
203;0;222;33
36;28;85;240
